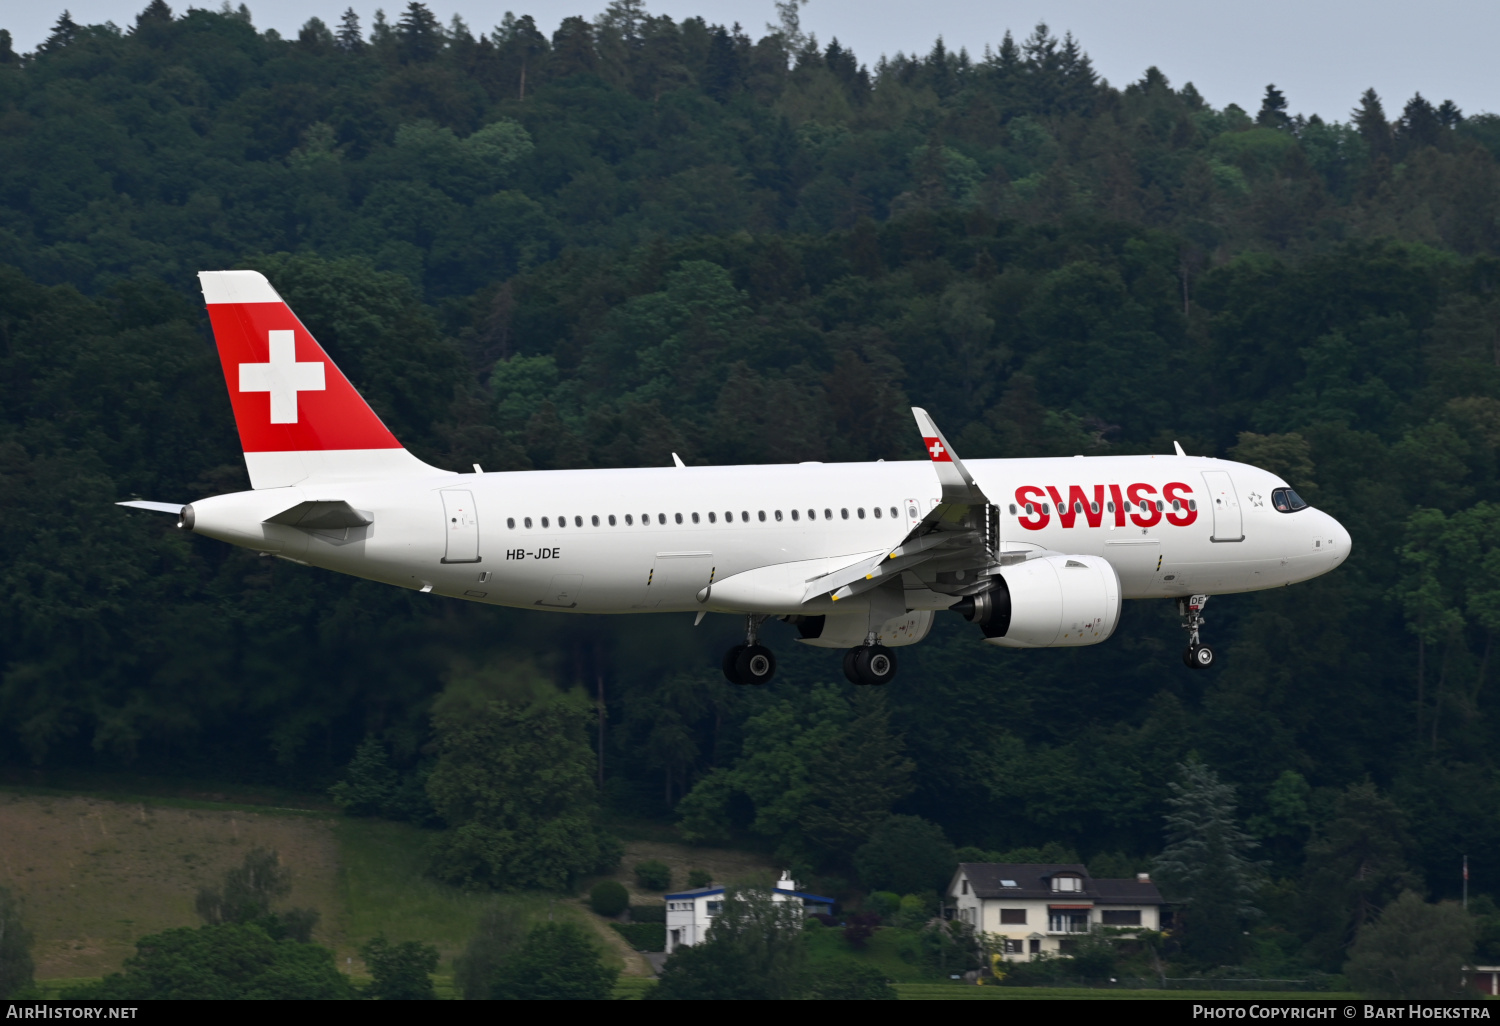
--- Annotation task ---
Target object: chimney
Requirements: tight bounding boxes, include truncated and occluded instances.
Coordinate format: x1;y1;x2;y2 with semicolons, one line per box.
1136;872;1151;883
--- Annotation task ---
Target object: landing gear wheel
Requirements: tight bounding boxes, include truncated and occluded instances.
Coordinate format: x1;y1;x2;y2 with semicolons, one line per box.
842;648;861;684
850;645;898;686
723;644;747;685
1187;644;1215;670
735;644;776;685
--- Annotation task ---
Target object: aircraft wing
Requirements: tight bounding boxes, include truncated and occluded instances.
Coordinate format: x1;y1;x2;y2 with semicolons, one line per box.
803;408;998;603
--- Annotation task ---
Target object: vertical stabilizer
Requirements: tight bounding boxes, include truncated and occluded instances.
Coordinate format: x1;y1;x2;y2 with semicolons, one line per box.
198;270;446;489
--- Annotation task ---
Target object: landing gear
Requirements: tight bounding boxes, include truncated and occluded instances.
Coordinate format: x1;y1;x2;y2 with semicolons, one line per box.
1178;594;1214;670
723;615;776;685
843;643;898;686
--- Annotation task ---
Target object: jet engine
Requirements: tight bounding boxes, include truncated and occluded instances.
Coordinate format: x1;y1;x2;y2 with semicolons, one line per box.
952;554;1121;648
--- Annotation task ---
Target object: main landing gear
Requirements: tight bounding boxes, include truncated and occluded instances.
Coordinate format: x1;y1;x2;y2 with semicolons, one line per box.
1179;594;1215;670
842;635;898;687
723;615;776;686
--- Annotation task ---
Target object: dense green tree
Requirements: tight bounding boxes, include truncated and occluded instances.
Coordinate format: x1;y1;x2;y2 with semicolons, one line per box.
454;906;526;1000
807;962;898;999
425;659;613;889
489;921;619;999
77;924;351;1000
1152;761;1264;966
1344;891;1475;999
853;815;956;894
1300;781;1422;968
361;935;440;1000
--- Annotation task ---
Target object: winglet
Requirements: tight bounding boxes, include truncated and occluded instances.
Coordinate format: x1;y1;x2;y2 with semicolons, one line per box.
1173;440;1186;457
912;407;988;505
672;452;686;468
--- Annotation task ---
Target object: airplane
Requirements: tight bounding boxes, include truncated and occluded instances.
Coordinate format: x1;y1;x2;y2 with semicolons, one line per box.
119;270;1351;686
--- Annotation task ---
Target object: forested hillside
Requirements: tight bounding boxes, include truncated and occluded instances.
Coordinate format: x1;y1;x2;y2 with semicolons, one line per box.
3;0;1500;977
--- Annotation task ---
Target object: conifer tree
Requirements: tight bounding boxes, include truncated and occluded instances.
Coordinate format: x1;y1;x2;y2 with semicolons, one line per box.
1353;88;1393;157
396;1;441;63
1152;760;1264;965
335;8;365;52
1257;84;1291;129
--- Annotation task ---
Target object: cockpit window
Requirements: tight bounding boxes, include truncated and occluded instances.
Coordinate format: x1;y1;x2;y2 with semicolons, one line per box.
1272;487;1309;513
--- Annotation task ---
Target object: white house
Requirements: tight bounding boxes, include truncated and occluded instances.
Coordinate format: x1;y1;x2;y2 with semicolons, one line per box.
663;871;834;955
948;863;1164;961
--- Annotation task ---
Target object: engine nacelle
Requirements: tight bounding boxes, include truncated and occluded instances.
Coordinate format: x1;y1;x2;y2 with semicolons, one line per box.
956;554;1121;648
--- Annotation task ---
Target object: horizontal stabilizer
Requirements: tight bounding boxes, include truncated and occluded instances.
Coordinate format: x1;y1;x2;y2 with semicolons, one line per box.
264;500;372;530
117;500;186;514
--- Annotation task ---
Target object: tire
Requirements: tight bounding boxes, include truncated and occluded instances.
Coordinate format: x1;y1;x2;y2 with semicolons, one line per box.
1191;644;1215;670
852;645;898;686
1182;646;1197;668
723;644;747;685
735;644;776;685
842;648;862;685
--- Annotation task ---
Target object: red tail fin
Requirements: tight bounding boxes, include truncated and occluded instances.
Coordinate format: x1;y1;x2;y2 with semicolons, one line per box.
199;270;440;488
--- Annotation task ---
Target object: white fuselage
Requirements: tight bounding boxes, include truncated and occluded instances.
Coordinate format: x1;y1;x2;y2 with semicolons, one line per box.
185;454;1350;616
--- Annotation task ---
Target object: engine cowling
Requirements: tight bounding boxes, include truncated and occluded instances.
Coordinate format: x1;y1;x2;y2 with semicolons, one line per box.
956;554;1121;648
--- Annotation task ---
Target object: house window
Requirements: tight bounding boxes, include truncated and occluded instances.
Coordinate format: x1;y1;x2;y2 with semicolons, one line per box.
961;880;968;895
1049;912;1090;934
706;901;722;917
999;909;1026;925
1052;875;1082;892
1003;939;1024;954
1101;910;1141;926
1029;939;1041;954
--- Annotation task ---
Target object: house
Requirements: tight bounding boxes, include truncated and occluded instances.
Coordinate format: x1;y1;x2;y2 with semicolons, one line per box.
1465;965;1500;996
663;870;834;955
948;863;1164;960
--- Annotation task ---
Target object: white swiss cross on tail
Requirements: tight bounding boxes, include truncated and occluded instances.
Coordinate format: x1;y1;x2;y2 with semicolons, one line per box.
923;436;951;462
239;330;325;423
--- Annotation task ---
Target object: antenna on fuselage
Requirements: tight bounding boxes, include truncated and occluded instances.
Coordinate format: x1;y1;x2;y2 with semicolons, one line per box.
1173;440;1187;457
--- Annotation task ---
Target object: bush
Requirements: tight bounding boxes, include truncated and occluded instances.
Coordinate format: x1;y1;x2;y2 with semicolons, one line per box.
362;935;440;1000
867;892;901;919
611;923;666;951
634;859;673;891
491;922;619;1000
628;904;666;923
687;869;713;888
809;963;898;1000
589;880;629;917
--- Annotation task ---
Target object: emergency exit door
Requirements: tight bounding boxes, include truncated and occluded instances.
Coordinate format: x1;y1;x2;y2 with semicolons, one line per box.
1201;471;1244;543
440;490;481;562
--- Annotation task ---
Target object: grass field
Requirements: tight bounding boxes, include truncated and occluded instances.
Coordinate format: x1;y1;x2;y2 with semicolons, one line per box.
894;984;1362;1000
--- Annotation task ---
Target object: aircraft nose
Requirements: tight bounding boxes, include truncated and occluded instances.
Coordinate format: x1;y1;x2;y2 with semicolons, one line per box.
1325;513;1351;567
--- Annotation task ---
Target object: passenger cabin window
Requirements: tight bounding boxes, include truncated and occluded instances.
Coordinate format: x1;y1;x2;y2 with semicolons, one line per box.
741;511;750;522
824;509;832;520
591;515;599;526
708;512;716;523
507;517;516;529
524;517;533;528
558;517;566;528
658;513;666;525
1272;487;1309;513
625;514;634;525
808;509;817;520
675;513;683;524
790;509;799;521
890;507;898;518
873;506;882;518
841;508;849;520
575;516;583;527
541;516;550;528
608;515;616;526
775;510;783;521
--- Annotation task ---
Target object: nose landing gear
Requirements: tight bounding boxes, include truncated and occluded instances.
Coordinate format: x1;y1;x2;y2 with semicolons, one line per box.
1179;594;1214;669
723;615;776;685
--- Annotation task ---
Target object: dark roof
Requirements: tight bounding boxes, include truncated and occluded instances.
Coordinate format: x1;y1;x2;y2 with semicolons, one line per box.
951;863;1163;905
662;886;835;903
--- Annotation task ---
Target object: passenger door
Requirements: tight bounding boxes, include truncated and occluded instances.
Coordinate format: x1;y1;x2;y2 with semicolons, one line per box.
440;490;481;563
1201;471;1244;542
